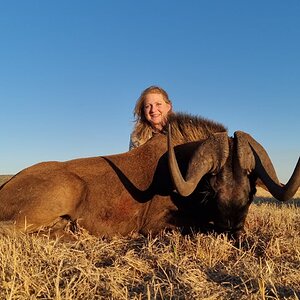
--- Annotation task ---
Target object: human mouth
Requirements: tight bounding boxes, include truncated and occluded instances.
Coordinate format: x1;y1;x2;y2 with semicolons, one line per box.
151;114;160;118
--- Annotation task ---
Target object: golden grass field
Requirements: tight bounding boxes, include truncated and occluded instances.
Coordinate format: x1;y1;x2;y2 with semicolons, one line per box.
0;175;299;299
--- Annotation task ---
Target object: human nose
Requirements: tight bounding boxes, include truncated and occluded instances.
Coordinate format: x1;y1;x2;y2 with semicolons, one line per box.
150;104;157;113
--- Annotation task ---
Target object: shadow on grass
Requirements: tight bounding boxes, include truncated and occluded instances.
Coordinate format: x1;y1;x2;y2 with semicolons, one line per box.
206;266;300;299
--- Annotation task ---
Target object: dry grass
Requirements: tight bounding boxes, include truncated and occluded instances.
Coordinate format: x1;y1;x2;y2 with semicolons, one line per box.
0;176;299;299
256;187;300;199
0;175;13;186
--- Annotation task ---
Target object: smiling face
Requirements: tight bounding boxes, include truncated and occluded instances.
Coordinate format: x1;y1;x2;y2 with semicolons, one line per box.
143;93;172;131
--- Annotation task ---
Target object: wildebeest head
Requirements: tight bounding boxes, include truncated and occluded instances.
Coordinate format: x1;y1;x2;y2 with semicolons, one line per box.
168;125;300;238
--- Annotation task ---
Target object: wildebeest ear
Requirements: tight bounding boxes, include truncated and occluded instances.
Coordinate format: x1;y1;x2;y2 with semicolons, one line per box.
234;131;281;183
234;131;255;173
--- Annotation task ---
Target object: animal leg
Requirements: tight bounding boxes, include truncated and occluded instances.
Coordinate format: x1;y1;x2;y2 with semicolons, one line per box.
0;172;87;237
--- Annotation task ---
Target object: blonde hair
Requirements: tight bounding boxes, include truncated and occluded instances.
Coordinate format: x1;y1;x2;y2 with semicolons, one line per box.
130;86;173;149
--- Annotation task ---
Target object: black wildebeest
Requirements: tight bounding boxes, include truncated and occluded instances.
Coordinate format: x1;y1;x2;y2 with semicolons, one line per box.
0;113;299;239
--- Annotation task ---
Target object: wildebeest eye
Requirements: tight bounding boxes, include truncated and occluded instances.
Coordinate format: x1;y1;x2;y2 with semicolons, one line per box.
209;176;217;190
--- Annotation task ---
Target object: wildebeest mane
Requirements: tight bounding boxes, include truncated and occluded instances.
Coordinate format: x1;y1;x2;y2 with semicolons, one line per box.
166;112;227;145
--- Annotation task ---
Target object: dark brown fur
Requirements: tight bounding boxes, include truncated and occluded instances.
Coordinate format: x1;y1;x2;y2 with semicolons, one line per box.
0;113;298;239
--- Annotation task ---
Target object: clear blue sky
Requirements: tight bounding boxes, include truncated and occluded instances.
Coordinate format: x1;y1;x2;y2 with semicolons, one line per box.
0;1;299;182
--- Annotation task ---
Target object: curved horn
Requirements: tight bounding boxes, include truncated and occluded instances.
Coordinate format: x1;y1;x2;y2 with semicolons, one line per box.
168;124;229;197
234;131;300;201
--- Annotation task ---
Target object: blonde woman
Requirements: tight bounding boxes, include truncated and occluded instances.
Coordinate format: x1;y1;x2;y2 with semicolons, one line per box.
129;86;173;150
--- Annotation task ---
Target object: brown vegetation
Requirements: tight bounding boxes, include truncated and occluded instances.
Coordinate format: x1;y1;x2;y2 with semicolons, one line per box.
256;186;300;199
0;175;299;299
0;175;13;186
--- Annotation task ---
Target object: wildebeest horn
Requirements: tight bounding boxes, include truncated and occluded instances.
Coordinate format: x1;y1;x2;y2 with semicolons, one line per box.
168;124;229;197
234;131;300;201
